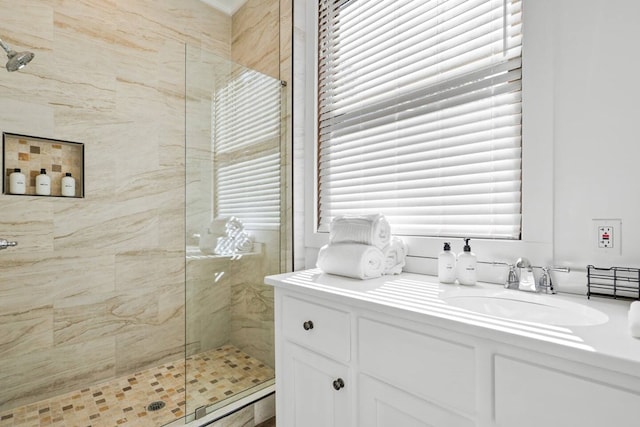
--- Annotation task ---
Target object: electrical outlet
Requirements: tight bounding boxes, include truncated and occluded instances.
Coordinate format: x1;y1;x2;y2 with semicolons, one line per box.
597;226;613;248
593;219;622;254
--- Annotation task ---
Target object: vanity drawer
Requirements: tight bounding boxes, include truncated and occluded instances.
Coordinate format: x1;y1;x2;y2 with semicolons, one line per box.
358;318;476;415
282;295;350;362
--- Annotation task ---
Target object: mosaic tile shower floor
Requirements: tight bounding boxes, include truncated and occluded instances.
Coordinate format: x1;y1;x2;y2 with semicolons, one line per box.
0;345;274;427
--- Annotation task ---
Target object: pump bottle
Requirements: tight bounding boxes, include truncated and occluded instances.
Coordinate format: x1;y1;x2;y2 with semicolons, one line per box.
61;172;76;197
438;242;457;284
35;168;51;196
457;238;477;285
9;168;26;194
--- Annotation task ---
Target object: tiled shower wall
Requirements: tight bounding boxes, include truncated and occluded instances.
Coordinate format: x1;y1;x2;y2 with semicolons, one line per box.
0;0;229;412
0;0;291;413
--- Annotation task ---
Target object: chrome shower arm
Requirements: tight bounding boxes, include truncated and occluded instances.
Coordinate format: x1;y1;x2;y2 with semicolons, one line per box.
0;38;13;55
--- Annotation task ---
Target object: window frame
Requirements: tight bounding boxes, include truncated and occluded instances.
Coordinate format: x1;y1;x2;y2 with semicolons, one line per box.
301;0;554;268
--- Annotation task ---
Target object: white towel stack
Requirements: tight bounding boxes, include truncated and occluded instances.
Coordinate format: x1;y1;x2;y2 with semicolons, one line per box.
214;216;253;255
317;214;407;280
198;217;253;255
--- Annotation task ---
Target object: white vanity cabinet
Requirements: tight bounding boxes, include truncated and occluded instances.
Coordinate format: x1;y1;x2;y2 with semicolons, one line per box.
275;291;477;426
268;272;640;427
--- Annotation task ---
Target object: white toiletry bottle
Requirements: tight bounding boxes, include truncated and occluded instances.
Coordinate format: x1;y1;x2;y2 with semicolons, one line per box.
61;172;75;197
9;168;26;194
438;242;457;284
457;238;477;285
35;168;51;196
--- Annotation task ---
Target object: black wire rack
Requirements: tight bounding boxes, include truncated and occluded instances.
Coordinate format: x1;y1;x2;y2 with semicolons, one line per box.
587;265;640;300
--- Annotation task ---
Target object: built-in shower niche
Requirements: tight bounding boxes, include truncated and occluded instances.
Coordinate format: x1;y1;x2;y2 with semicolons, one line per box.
2;132;84;198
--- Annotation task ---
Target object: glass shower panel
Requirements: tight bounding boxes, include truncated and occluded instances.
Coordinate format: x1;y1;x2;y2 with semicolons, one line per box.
184;45;282;421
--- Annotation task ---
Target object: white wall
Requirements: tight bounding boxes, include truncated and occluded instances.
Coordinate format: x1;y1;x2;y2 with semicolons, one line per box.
294;0;640;294
552;0;640;270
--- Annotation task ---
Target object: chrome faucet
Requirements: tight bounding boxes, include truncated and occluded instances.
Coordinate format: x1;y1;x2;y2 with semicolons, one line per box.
504;259;558;294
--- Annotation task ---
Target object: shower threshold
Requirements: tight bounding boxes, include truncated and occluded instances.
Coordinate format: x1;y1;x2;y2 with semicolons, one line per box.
0;344;274;427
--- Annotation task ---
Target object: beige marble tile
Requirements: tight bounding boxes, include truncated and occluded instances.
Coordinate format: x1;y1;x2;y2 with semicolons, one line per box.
228;252;275;368
230;293;275;368
186;256;232;354
0;305;53;359
232;0;280;79
0;99;54;140
53;202;160;251
114;315;184;376
0;197;54;253
115;250;184;291
0;251;116;315
0;337;116;412
53;289;160;346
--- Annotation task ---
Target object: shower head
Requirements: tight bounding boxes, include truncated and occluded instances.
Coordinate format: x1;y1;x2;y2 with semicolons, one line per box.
0;38;34;72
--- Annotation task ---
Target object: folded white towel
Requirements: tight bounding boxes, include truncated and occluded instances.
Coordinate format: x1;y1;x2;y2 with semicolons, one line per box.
629;301;640;338
329;214;391;249
383;237;407;275
317;243;386;280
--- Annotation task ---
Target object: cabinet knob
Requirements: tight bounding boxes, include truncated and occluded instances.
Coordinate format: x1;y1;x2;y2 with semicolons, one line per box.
332;378;345;391
303;320;314;331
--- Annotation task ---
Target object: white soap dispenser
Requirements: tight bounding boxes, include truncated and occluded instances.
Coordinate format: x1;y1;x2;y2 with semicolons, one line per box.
438;242;457;284
9;168;26;194
35;168;51;196
457;238;477;286
61;172;76;197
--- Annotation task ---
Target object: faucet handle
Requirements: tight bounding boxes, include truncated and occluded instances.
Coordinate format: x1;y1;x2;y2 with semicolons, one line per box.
505;264;519;289
0;239;17;250
538;267;555;294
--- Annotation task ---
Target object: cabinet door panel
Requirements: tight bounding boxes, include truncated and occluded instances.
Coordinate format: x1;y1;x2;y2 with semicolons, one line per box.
359;375;475;427
282;343;350;427
495;355;640;427
358;318;475;414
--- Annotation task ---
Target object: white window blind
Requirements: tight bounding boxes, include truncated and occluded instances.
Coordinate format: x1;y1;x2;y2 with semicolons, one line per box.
214;69;282;229
317;0;523;239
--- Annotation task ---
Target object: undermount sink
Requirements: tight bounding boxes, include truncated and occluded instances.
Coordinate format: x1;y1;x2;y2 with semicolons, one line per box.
443;290;609;327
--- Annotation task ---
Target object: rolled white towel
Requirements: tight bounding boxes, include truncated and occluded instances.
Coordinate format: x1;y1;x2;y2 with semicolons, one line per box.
383;237;407;275
234;232;253;253
329;214;391;249
317;243;386;280
629;301;640;338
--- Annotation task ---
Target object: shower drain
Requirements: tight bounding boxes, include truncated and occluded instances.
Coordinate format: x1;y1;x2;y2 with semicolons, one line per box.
146;401;166;412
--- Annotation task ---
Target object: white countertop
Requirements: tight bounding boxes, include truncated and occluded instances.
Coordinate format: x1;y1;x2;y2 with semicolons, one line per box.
266;269;640;377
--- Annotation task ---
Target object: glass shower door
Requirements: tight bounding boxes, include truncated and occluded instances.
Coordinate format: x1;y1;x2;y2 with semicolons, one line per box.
184;45;283;422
